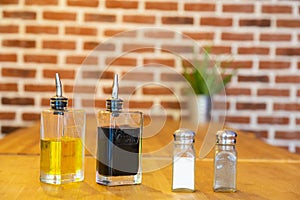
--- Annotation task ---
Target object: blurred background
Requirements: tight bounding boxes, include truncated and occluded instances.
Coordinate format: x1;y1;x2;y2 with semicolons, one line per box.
0;0;300;154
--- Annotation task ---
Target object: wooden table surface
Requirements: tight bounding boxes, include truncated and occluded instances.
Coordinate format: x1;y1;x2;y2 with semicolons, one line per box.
0;118;300;199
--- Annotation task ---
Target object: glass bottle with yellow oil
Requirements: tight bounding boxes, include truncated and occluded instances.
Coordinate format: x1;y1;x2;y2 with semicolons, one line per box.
40;73;86;184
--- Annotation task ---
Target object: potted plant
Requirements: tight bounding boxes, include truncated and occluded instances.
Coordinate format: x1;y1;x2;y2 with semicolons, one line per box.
182;48;235;122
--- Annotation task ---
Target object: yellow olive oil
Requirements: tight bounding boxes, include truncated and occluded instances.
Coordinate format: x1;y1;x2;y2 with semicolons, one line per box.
40;137;83;177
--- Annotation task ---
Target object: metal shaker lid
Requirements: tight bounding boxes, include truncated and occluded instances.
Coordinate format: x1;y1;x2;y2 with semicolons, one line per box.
216;130;237;145
173;128;195;144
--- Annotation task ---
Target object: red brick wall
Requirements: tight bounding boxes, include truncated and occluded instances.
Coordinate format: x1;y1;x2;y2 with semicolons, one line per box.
1;0;300;153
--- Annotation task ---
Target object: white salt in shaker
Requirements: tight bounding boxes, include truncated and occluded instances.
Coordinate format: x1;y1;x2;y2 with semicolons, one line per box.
172;129;195;192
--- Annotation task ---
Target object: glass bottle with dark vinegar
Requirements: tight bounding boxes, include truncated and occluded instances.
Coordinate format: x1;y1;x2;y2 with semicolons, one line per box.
96;74;143;186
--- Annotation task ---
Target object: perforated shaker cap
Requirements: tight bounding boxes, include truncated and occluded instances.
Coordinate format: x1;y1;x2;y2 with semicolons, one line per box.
173;129;195;144
216;130;237;145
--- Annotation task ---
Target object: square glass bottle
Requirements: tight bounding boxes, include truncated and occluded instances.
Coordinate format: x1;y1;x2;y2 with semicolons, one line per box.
40;73;86;185
96;74;143;186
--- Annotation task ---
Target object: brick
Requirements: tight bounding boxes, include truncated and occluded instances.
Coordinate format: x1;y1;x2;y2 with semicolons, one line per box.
43;11;76;21
43;69;75;79
262;5;292;14
123;15;155;24
106;57;136;66
225;60;253;69
106;0;138;9
259;61;290;69
121;72;153;81
24;54;57;64
238;75;269;83
0;25;18;33
144;30;175;39
0;83;18;91
103;86;136;95
2;97;34;105
205;46;232;54
0;53;17;62
65;27;97;36
161;73;185;82
82;99;105;108
0;0;18;4
183;32;214;40
239;19;271;27
260;33;291;41
82;71;114;79
127;101;153;109
257;89;289;97
238;47;269;55
277;20;300;28
274;103;300;111
104;29;136;37
22;113;40;121
145;2;177;10
0;112;15;120
225;116;250;124
275;75;300;83
162;16;193;25
2;39;35;48
25;0;57;5
67;0;98;7
85;13;116;22
2;68;36;78
66;55;98;65
143;87;173;95
26;25;58;34
200;17;232;27
236;102;266;110
84;42;115;51
276;48;300;56
161;101;182;109
222;4;254;13
275;131;300;140
226;88;251;96
24;84;54;92
184;3;215;11
3;11;36;20
258;116;289;125
64;85;95;94
221;32;253;41
122;44;155;53
143;58;175;67
161;45;193;54
43;40;76;50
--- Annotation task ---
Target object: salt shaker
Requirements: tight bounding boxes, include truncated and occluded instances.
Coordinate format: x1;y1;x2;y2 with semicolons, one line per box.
213;130;237;192
172;129;195;192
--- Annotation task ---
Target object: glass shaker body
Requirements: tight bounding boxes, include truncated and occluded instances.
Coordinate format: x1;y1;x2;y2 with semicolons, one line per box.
40;109;86;184
172;129;195;192
213;130;237;192
96;110;143;186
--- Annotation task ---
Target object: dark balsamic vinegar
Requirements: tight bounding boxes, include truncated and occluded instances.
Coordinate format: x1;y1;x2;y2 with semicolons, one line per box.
97;126;140;176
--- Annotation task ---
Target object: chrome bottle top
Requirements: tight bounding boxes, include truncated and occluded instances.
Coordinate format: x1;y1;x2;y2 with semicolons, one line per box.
106;74;123;112
50;73;68;111
216;130;237;145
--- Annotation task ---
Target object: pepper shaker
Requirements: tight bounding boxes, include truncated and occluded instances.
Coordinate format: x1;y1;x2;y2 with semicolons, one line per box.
172;129;195;192
213;130;237;192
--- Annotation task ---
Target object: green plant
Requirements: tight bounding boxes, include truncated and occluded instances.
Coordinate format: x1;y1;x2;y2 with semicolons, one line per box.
182;48;235;95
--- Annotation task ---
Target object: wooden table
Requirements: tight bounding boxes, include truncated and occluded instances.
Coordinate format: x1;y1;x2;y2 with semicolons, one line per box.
0;118;300;199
